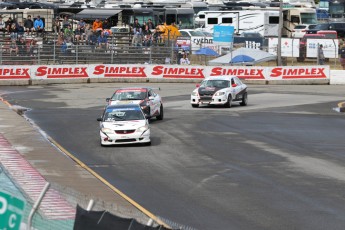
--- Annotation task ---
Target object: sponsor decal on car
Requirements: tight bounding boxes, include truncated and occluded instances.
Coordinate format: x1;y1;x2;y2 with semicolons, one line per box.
0;67;30;79
93;65;146;78
36;66;88;78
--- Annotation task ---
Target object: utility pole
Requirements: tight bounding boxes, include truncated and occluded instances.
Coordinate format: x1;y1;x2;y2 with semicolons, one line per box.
277;0;283;66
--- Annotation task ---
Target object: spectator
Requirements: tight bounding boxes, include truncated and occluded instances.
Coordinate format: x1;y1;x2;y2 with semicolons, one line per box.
132;31;142;47
147;18;155;30
27;39;36;56
318;44;325;65
64;24;74;43
97;31;108;50
17;37;26;55
132;18;141;34
9;39;18;56
102;19;111;30
74;24;84;44
143;33;152;47
34;15;44;36
151;29;161;45
17;22;24;38
85;24;94;45
53;17;61;34
142;24;151;36
78;19;86;33
9;22;18;40
62;16;70;29
92;18;103;36
24;15;34;36
5;17;13;33
56;31;64;46
0;16;5;38
180;53;190;65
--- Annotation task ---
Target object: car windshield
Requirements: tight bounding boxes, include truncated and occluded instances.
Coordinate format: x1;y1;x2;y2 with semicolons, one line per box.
111;90;146;100
190;30;207;36
104;107;144;121
201;80;229;88
295;25;307;29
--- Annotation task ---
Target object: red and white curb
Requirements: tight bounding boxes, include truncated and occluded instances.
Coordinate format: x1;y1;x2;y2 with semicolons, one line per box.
0;135;76;220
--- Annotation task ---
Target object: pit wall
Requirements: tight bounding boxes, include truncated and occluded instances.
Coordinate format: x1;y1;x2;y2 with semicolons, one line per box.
0;64;343;85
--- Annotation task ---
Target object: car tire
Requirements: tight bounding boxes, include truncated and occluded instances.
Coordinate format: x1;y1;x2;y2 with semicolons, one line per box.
240;92;248;106
191;104;199;108
225;94;232;108
156;104;164;120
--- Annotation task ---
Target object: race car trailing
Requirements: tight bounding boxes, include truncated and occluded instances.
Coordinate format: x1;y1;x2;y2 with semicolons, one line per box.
106;87;163;120
191;76;248;108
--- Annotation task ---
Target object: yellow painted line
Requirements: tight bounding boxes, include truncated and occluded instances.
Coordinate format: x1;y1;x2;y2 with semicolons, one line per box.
338;101;345;108
1;96;170;228
48;137;170;228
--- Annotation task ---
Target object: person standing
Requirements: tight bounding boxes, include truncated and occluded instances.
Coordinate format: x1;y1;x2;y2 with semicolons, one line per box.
339;42;345;69
318;44;325;65
24;15;34;36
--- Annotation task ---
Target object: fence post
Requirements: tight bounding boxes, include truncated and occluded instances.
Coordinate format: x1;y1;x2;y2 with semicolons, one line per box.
76;44;79;64
149;46;152;64
111;35;114;64
0;42;2;65
38;45;41;65
53;33;56;64
27;182;50;230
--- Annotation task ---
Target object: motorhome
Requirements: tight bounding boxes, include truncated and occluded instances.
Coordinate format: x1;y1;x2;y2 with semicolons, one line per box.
282;7;318;37
199;10;280;37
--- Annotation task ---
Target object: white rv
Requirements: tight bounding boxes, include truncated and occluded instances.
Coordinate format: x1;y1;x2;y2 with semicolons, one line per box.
282;8;318;37
199;10;280;37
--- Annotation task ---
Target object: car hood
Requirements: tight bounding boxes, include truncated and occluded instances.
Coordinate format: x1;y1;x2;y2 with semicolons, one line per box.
101;120;147;130
109;100;144;105
197;86;224;96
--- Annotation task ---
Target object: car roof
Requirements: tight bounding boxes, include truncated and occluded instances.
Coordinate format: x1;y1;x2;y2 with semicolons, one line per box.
105;104;141;110
115;87;150;92
204;76;235;81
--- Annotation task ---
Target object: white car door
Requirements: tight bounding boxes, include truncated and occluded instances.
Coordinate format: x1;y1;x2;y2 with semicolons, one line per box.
148;90;159;116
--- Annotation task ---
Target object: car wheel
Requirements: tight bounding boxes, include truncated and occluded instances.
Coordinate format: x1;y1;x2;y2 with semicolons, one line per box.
191;104;199;108
225;94;232;108
240;92;248;106
156;104;164;120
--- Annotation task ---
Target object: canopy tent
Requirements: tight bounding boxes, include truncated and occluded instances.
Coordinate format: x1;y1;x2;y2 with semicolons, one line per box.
208;48;277;66
75;9;122;20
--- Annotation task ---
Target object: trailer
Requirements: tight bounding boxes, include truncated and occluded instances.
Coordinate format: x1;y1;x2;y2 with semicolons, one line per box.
198;10;280;37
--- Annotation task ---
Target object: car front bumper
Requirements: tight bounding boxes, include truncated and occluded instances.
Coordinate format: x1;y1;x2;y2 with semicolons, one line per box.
100;129;151;145
191;95;228;105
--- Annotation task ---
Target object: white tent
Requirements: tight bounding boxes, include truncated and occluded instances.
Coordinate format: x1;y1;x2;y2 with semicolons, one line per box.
208;48;277;66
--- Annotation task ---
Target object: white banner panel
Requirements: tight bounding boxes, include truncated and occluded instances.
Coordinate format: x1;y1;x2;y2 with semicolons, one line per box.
306;39;339;58
268;38;300;57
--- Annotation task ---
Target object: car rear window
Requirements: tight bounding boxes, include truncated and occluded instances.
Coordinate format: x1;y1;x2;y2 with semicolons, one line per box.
295;25;307;29
308;25;317;29
314;24;329;30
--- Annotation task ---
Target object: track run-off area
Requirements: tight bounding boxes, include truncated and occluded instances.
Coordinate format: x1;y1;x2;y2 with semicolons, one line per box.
1;83;345;230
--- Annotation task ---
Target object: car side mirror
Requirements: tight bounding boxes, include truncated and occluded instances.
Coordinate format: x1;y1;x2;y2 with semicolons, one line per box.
232;84;237;87
196;83;200;88
97;117;102;121
106;98;110;102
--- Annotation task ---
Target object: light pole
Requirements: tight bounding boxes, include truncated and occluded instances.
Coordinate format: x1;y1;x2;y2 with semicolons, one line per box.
277;0;283;66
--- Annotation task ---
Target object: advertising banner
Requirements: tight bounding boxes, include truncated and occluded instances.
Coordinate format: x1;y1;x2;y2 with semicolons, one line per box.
3;64;330;81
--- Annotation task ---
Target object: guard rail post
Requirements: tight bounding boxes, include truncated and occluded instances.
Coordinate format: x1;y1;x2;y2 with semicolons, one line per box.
76;44;79;65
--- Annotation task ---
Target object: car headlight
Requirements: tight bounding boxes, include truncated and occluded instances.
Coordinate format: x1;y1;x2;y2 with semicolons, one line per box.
191;91;198;96
136;125;149;132
214;91;225;96
101;128;113;134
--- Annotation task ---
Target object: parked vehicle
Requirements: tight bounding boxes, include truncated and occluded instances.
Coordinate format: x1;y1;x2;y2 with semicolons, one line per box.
291;24;317;38
283;7;318;37
317;30;338;39
306;22;345;38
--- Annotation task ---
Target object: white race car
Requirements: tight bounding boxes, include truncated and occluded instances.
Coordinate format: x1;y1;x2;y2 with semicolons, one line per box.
191;76;248;108
97;104;151;146
106;87;163;120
